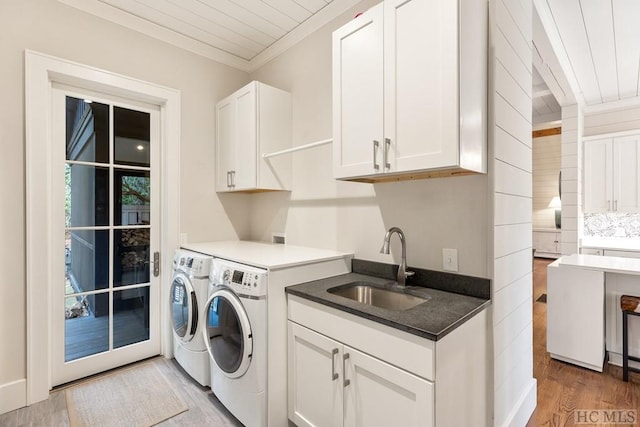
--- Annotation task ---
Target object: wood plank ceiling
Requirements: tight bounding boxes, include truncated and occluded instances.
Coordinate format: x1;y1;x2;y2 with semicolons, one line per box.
98;0;335;61
542;0;640;106
533;66;561;125
59;0;363;71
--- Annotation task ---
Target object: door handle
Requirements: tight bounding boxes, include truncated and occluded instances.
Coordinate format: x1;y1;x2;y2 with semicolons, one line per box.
153;251;160;277
373;140;380;171
343;353;350;387
226;171;231;188
230;170;236;187
331;348;339;381
384;138;391;170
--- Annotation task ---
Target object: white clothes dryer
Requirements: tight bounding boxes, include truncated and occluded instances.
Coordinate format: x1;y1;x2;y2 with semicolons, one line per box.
203;259;268;427
170;249;212;386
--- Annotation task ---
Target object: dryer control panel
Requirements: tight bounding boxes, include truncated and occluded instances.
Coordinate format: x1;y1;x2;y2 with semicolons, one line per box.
210;259;268;297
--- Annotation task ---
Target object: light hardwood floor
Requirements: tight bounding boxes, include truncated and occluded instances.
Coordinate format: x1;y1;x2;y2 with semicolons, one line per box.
527;258;640;426
0;357;242;426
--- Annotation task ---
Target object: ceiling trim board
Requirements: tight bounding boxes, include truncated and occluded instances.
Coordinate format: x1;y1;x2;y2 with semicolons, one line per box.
58;0;252;71
246;0;364;72
533;0;582;106
532;127;561;138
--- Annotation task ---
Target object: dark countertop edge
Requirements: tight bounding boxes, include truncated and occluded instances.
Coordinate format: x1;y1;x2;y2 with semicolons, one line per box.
286;287;491;341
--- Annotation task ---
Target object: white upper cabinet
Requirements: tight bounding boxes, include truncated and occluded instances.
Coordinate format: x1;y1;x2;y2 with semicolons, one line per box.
332;0;487;182
215;81;292;192
584;134;640;213
332;4;385;179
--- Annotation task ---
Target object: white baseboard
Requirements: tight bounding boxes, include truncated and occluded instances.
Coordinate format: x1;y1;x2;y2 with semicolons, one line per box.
501;378;537;427
0;379;26;415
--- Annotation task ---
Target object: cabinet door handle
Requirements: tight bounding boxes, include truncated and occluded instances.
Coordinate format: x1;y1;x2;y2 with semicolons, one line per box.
230;170;236;187
343;353;350;387
608;200;611;211
226;171;231;188
615;200;618;211
384;138;391;170
373;140;380;171
331;348;339;381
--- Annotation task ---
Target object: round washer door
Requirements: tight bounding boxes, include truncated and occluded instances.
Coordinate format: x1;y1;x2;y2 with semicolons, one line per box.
170;273;198;343
203;287;253;378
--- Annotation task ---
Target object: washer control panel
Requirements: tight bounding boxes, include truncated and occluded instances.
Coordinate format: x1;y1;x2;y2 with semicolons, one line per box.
174;250;212;278
210;259;267;297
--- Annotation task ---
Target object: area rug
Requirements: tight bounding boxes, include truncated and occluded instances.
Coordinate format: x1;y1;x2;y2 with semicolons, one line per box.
66;361;188;426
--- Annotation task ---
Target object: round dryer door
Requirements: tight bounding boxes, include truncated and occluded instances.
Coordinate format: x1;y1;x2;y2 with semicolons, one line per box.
170;273;198;342
203;287;253;378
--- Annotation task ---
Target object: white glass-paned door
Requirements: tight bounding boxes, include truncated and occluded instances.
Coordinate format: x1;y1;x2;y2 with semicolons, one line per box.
51;86;161;386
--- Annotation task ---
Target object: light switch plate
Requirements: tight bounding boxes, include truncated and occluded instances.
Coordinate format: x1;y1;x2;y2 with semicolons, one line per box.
443;248;458;272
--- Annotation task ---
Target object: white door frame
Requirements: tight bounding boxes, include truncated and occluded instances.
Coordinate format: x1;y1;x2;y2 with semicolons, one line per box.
25;50;180;405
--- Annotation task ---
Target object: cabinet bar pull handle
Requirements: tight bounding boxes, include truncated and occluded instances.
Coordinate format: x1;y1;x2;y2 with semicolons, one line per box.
230;170;235;187
373;140;380;170
227;171;231;188
343;353;350;387
608;200;611;211
331;348;339;381
384;138;391;170
615;200;618;211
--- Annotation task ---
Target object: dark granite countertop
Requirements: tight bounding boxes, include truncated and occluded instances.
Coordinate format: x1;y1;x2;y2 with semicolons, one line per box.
286;259;491;341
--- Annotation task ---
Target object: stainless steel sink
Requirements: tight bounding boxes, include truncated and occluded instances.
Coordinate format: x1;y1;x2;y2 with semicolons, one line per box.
328;282;429;311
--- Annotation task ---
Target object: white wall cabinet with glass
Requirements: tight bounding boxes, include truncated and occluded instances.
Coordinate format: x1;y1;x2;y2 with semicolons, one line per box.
287;295;489;427
215;81;292;192
332;0;487;182
584;134;640;213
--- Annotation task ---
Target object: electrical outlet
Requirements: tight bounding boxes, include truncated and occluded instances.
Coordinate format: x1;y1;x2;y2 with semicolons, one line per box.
180;233;188;245
443;248;458;272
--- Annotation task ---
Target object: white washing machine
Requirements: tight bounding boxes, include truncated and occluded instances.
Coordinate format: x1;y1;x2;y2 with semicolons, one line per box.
170;249;213;386
203;259;268;427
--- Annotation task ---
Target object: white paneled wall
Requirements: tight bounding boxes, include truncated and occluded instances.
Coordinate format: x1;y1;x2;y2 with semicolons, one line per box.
532;134;561;228
584;105;640;137
560;104;583;254
490;0;536;425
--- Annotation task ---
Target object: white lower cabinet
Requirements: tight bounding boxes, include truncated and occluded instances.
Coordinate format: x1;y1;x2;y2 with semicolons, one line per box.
288;322;433;427
287;295;489;427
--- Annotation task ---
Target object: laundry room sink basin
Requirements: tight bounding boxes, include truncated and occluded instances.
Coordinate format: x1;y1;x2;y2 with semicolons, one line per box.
327;281;430;311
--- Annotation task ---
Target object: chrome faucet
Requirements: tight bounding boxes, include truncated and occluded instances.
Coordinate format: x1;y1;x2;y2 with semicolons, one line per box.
380;227;414;287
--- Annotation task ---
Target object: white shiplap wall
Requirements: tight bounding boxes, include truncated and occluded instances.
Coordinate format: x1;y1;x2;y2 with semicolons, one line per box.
490;0;536;425
560;104;583;254
584;105;640;137
532;134;561;228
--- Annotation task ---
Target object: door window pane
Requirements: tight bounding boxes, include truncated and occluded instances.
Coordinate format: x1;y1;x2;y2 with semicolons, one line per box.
114;228;150;287
65;97;109;164
114;106;150;167
115;169;150;226
65;293;110;361
66;229;109;293
66;164;109;227
114;287;150;348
